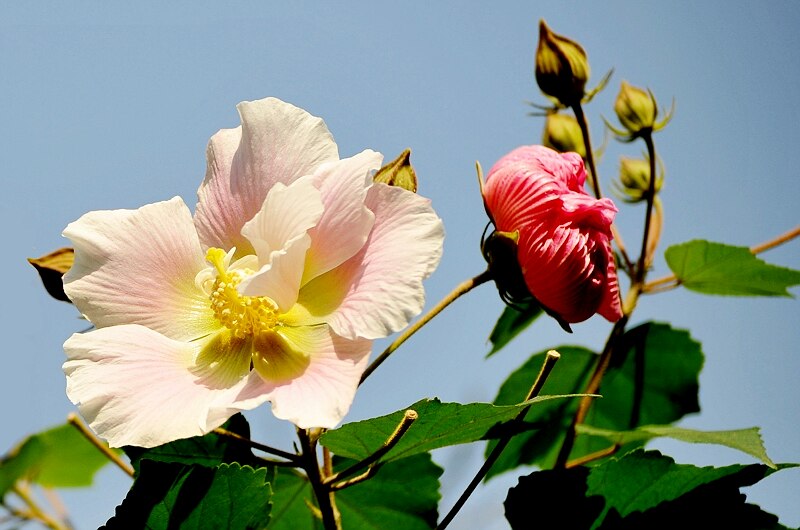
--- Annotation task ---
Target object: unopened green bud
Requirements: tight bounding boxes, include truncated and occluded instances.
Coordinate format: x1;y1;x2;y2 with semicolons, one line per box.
542;113;586;158
535;20;589;107
614;81;657;135
615;156;663;203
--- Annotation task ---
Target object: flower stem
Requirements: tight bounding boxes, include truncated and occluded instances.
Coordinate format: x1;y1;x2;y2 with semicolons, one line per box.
437;351;561;530
67;413;134;478
359;269;494;385
554;315;629;468
325;410;417;487
298;429;340;530
572;102;602;199
213;427;301;464
10;485;70;530
635;133;658;283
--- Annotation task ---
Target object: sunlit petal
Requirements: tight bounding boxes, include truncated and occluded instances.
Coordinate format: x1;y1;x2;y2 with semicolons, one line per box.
64;325;270;448
288;183;444;340
63;197;217;342
256;325;371;429
302;150;382;283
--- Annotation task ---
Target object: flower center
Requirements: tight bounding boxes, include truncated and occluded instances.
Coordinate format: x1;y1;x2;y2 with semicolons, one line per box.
206;248;279;339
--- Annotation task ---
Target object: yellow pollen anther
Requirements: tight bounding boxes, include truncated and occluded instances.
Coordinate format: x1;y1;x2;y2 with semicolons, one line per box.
205;247;279;339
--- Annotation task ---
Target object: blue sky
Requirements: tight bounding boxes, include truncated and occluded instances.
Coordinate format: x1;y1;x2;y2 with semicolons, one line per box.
2;2;798;528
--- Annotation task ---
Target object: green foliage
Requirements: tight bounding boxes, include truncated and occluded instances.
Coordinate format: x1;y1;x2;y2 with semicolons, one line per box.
124;414;259;475
577;424;775;468
268;454;442;530
320;396;585;462
504;450;795;530
264;468;319;530
103;461;272;530
665;240;800;296
336;453;442;530
487;302;543;357
0;422;114;498
486;323;703;478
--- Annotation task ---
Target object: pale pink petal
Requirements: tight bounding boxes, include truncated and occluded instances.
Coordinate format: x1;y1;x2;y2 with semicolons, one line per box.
237;233;312;313
254;325;371;429
302;150;382;283
287;183;444;340
194;126;253;253
194;98;339;252
237;177;324;311
64;326;271;448
63;197;217;342
240;176;324;261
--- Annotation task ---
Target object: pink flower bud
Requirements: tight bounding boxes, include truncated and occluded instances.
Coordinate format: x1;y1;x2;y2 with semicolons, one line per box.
482;145;623;324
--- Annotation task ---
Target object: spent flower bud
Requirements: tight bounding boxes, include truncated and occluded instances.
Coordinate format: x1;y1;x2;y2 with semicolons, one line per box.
535;20;589;107
542;113;586;158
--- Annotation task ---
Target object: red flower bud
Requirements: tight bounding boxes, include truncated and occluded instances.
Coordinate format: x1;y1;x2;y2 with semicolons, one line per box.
482;146;623;324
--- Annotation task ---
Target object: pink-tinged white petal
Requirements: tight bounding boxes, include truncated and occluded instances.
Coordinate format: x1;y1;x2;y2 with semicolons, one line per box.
63;197;217;342
287;183;444;340
64;325;271;448
238;233;312;313
194;98;338;252
253;325;371;429
240;176;324;261
194;126;254;254
302;150;382;283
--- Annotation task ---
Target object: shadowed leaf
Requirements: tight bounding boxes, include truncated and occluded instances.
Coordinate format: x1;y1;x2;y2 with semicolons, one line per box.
504;450;795;530
487;302;544;357
486;323;703;478
103;461;271;530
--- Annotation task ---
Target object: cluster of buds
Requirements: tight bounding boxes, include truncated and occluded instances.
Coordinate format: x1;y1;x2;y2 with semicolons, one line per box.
607;81;673;141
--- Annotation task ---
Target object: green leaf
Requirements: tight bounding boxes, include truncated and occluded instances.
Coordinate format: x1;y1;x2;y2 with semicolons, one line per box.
337;453;442;530
0;422;114;498
504;450;796;530
577;424;776;468
487;302;543;357
486;323;703;478
268;454;442;530
665;239;800;296
103;461;272;530
264;468;319;530
588;450;794;528
485;346;596;480
320;396;586;462
124;414;260;475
